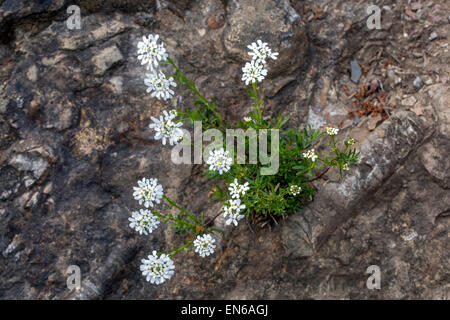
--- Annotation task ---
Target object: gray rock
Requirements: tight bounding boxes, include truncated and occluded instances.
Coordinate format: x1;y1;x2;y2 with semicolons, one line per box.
350;60;362;83
413;76;423;88
9;153;49;180
92;45;124;76
223;0;307;76
283;111;434;259
429;32;438;41
0;0;449;301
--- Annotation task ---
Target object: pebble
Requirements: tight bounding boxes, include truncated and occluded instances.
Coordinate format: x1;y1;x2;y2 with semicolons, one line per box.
350;60;362;83
413;76;423;88
429;32;438;41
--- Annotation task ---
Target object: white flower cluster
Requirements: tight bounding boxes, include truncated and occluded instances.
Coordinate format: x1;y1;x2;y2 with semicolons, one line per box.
129;209;160;235
130;178;175;284
223;198;246;226
193;234;216;258
149;109;183;146
137;34;168;71
326;127;339;136
347;137;355;145
242;39;278;85
247;39;279;64
144;71;177;101
289;185;302;196
342;163;350;171
242;60;268;85
206;148;232;175
137;34;176;101
133;177;164;208
222;179;249;226
228;178;249;199
140;251;175;284
303;149;318;162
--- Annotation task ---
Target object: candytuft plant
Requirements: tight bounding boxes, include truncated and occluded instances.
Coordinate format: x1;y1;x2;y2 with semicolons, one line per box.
128;34;359;284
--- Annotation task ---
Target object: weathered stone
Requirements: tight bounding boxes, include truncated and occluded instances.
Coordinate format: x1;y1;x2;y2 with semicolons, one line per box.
282;111;434;259
223;0;307;76
402;95;417;106
91;45;124;76
350;60;362;83
0;0;449;300
9;153;49;180
413;76;423;88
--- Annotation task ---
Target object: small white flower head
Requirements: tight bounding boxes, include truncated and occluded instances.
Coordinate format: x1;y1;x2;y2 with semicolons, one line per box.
243;116;252;122
137;34;168;71
193;234;216;258
228;179;250;199
167;109;178;120
303;149;318;162
242;60;268;85
144;71;177;101
347;137;355;145
342;163;350;171
223;198;245;226
225;211;245;227
206;148;233;175
149;110;183;146
129;209;160;235
140;251;175;284
133;178;164;208
326;127;339;136
289;185;302;196
247;39;279;64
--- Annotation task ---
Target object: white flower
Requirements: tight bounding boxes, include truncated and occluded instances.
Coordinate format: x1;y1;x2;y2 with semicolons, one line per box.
223;198;245;226
149;110;183;146
326;127;339;136
133;178;164;208
225;211;245;226
206;148;232;175
228;179;250;199
303;149;318;162
137;34;168;71
289;185;302;196
129;209;160;235
140;251;175;284
247;39;279;64
342;163;350;171
243;117;252;122
242;60;268;85
228;198;245;213
167;109;178;120
193;234;216;258
144;71;177;101
347;137;355;145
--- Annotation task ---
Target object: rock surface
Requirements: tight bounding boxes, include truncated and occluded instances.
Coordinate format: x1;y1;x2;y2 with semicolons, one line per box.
0;0;449;299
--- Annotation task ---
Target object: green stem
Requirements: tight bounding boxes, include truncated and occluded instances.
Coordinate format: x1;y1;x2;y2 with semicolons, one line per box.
168;237;196;257
166;57;223;126
251;82;263;122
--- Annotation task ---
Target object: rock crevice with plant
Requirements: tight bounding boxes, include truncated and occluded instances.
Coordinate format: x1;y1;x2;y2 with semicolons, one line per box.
130;34;359;284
